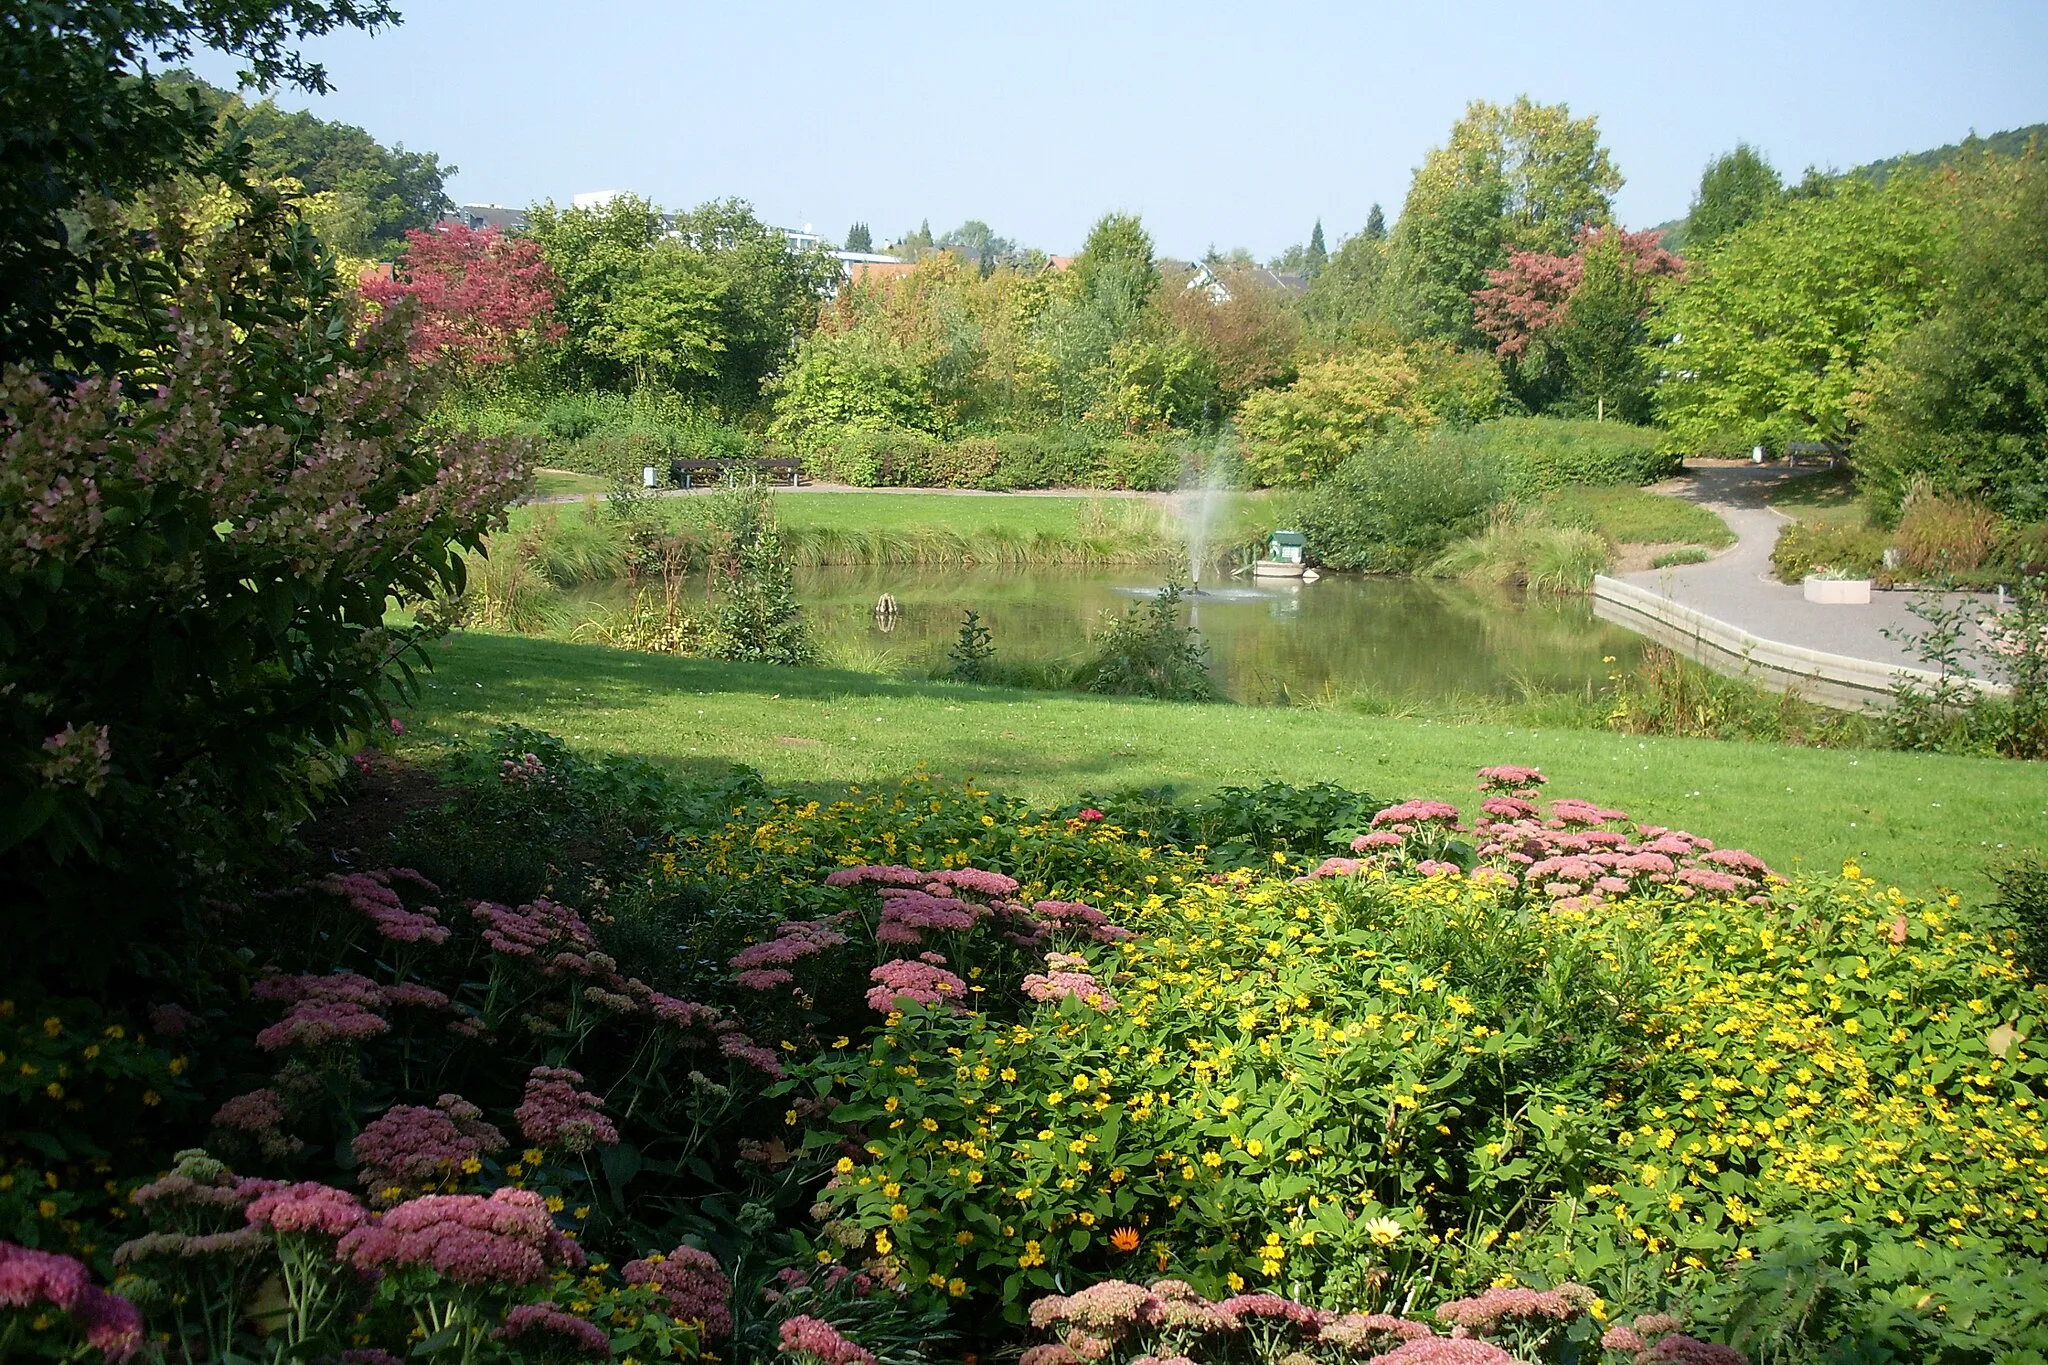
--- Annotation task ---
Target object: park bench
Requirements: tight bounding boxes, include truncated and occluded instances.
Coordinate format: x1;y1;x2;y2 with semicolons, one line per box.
1784;440;1842;467
667;457;806;488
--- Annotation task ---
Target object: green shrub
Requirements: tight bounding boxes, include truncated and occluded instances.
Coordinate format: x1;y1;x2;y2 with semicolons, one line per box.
1481;416;1679;495
1770;520;1890;582
1651;547;1712;568
925;437;1003;488
1077;579;1215;700
1431;519;1609;593
1087;435;1184;492
990;431;1098;489
1894;488;2001;574
541;389;635;442
1994;857;2048;983
1296;428;1504;571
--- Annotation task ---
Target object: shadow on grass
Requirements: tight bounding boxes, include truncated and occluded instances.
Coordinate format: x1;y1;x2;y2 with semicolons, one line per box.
406;631;1222;802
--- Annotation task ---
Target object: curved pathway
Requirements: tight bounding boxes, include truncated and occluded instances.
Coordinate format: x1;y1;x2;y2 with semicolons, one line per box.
1617;462;1964;674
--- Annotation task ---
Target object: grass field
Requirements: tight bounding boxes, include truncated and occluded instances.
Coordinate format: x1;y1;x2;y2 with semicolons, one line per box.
1541;486;1736;546
1767;468;1869;528
398;632;2047;898
532;468;612;499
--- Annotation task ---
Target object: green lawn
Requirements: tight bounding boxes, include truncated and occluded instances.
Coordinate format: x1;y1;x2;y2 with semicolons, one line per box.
400;632;2046;899
531;468;612;499
1767;468;1870;529
1541;487;1735;546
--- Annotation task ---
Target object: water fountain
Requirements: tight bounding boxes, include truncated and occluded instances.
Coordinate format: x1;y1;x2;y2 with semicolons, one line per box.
1178;459;1232;593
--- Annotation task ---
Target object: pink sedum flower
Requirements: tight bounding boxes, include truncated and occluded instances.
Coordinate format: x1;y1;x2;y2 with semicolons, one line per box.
516;1067;618;1152
622;1244;732;1337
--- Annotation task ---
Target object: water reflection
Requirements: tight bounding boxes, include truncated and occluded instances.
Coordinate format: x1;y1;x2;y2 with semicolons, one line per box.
787;567;1642;704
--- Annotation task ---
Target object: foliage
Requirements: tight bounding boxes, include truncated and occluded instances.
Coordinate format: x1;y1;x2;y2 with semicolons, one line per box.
1236;344;1504;486
1768;521;1889;584
1893;490;2001;575
166;70;453;255
784;772;2045;1356
1681;144;1783;254
1472;227;1682;418
1605;647;1865;747
769;335;946;454
0;204;529;959
0;0;395;370
705;486;820;668
949;610;997;683
1481;417;1678;495
1430;518;1609;593
1392;96;1623;343
1532;486;1733;549
1295;230;1399;354
1651;174;1958;453
1080;579;1217;701
1158;267;1301;405
1883;576;2048;760
1295;429;1504;571
1855;159;2048;522
360;223;561;375
1994;857;2048;984
845;223;873;252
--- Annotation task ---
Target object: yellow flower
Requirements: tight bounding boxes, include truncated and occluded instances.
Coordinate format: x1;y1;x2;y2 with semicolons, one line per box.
1227;1272;1245;1292
836;1157;855;1174
948;1277;967;1297
1245;1139;1264;1157
874;1231;893;1254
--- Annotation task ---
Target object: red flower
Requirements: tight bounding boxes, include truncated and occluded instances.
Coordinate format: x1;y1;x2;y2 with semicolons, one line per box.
1078;808;1105;822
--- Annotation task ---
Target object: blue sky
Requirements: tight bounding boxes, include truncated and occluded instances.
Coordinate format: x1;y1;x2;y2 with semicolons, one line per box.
183;0;2048;260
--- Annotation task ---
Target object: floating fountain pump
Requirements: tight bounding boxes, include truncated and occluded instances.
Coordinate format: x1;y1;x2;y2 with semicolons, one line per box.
1252;531;1308;579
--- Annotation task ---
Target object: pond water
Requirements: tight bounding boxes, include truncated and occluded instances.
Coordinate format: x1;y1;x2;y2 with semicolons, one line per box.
780;567;1643;704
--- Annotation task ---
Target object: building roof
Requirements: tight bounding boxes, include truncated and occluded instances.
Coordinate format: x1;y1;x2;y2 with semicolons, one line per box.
441;203;529;234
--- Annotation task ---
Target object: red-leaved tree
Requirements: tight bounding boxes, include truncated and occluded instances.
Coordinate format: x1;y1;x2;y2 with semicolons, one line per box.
361;224;562;371
1472;226;1682;359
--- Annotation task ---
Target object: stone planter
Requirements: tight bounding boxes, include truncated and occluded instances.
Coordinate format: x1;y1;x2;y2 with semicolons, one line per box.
1803;576;1872;605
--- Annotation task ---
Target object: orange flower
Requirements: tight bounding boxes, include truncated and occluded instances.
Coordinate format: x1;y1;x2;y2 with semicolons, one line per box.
1110;1226;1141;1253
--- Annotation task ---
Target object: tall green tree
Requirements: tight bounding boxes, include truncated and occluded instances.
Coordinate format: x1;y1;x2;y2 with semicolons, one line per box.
1297;229;1398;352
1305;220;1328;276
589;244;726;389
1857;160;2048;519
1392;96;1622;343
667;198;838;409
1553;231;1655;422
844;221;872;252
525;194;668;389
0;0;397;371
1363;203;1388;241
1684;143;1783;252
1652;175;1957;453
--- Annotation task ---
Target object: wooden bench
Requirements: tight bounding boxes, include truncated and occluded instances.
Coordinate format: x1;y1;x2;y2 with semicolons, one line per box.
1784;440;1842;468
668;457;806;488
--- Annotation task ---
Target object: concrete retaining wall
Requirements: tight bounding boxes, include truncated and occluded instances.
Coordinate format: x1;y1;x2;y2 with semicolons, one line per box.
1591;576;2006;711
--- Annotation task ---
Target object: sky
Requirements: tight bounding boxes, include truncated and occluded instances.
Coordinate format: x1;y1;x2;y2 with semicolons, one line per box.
183;0;2048;261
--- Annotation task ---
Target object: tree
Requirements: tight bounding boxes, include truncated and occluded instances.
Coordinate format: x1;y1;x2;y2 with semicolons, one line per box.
1392;96;1622;342
1684;143;1783;252
1858;159;2048;519
1363;204;1388;241
1471;226;1681;415
938;220;1018;269
524;194;667;388
0;0;398;371
766;328;939;450
666;198;838;409
359;224;560;375
1652;175;1957;454
844;221;872;252
1234;341;1503;485
590;244;727;389
1553;231;1658;421
1159;265;1300;406
1297;229;1399;353
1;205;528;947
1305;220;1328;276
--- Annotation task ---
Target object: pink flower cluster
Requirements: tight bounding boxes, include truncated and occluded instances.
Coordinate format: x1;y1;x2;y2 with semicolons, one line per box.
245;1182;370;1237
822;864;929;888
1370;800;1463;830
36;721;112;796
0;1239;144;1360
353;1094;507;1193
874;886;983;945
1476;765;1546;793
252;972;390;1051
208;1088;300;1157
731;918;852;989
621;1244;733;1337
1433;1283;1593;1332
1318;1313;1434;1350
779;1314;879;1365
494;1303;610;1357
1026;900;1134;944
472;897;599;961
130;1156;281;1218
1216;1291;1331;1330
1363;1339;1519;1364
1346;767;1778;911
516;1067;618;1152
337;1187;583;1287
1022;952;1118;1011
314;869;448;945
865;957;969;1013
1029;1280;1337;1363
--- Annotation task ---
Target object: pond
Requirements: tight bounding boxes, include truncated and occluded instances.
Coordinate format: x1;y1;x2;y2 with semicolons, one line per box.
784;567;1643;704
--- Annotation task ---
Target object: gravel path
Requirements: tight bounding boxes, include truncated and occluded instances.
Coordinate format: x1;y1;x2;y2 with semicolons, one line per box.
1617;462;1975;673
